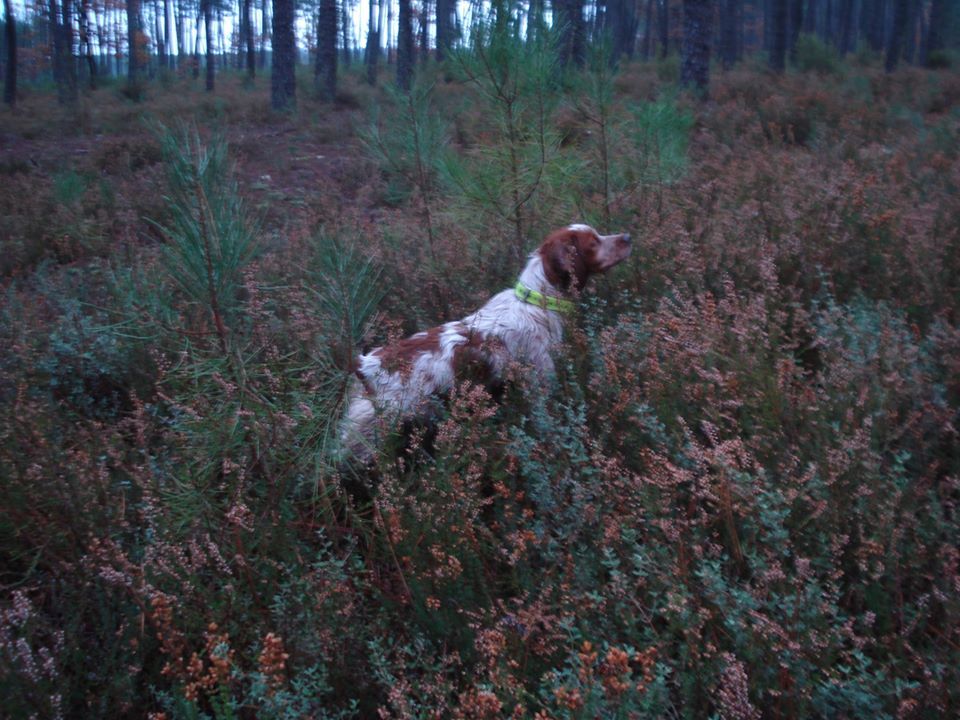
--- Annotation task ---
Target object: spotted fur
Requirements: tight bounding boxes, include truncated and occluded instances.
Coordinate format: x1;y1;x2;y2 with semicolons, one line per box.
340;224;632;461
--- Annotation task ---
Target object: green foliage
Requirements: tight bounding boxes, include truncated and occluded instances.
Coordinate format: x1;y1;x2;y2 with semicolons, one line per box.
794;33;843;75
925;49;957;69
52;168;88;207
442;15;568;263
360;81;447;256
153;124;260;343
630;94;694;186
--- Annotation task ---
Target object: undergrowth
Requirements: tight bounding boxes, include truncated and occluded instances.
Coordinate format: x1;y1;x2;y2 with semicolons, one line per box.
1;46;959;719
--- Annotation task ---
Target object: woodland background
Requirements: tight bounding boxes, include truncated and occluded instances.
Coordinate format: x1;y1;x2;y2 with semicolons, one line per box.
1;1;960;718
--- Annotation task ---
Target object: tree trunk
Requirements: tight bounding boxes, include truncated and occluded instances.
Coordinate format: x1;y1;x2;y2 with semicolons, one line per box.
803;0;816;34
642;0;654;60
720;0;738;69
769;0;787;70
51;0;76;102
175;0;184;70
903;0;920;63
193;3;201;77
658;0;669;58
556;0;585;67
365;0;380;83
396;0;412;89
925;0;945;64
884;0;908;71
271;0;296;108
788;0;803;63
126;0;139;92
380;0;393;65
260;0;269;68
243;0;254;77
3;0;16;105
155;0;166;68
681;0;713;92
837;0;854;54
315;0;336;100
50;0;63;85
85;0;98;85
861;0;883;52
436;0;453;60
417;0;428;65
606;0;637;64
342;0;351;66
204;0;214;90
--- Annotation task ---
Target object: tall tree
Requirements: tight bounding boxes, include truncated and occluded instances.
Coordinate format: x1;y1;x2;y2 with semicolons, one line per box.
926;0;946;64
788;0;803;63
271;0;296;108
365;0;379;83
885;0;909;71
658;0;669;58
720;0;738;69
242;0;257;80
641;0;654;59
681;0;712;92
175;0;185;69
556;0;585;67
341;0;351;66
51;0;77;103
802;0;815;34
435;0;454;60
838;0;856;55
417;0;428;65
203;0;214;90
155;0;166;68
316;0;337;100
606;0;638;63
260;0;269;68
3;0;16;106
904;0;922;63
397;0;413;88
769;0;787;70
78;0;97;86
126;0;140;94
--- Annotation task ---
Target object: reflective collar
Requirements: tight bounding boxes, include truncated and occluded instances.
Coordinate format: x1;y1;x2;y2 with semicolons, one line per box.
514;281;575;314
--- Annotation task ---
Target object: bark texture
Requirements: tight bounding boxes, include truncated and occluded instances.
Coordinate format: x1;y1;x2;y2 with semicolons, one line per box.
271;0;297;108
681;0;713;93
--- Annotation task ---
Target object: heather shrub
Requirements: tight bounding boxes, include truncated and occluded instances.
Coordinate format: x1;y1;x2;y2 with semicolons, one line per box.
2;49;959;720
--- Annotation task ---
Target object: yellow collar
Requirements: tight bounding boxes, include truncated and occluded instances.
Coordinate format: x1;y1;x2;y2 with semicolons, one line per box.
515;281;576;314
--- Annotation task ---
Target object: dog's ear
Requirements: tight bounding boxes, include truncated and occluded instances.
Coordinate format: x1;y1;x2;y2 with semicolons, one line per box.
542;232;588;291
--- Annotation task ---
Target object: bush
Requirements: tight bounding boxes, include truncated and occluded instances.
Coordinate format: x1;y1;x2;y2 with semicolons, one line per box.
794;33;843;75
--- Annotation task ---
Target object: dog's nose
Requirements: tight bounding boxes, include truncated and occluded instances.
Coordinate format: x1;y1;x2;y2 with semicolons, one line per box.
621;233;632;244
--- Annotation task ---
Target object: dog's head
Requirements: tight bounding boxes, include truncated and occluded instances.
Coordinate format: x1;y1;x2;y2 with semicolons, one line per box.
539;224;632;292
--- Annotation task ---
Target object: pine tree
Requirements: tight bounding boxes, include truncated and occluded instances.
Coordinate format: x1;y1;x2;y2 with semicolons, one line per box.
681;0;713;92
316;0;337;100
3;0;16;106
769;0;786;71
556;0;585;68
203;0;214;91
271;0;296;109
435;0;454;61
885;0;909;72
126;0;140;95
396;0;413;89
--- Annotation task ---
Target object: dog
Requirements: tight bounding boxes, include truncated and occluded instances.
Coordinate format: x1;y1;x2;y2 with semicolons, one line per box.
339;224;633;462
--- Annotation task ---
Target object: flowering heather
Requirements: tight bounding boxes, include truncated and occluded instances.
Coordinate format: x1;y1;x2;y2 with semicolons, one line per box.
1;58;959;719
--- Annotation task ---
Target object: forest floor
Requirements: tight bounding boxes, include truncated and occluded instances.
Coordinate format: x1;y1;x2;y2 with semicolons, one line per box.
2;57;960;719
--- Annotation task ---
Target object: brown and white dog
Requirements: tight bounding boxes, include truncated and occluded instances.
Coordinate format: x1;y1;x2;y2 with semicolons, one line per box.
340;224;632;461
